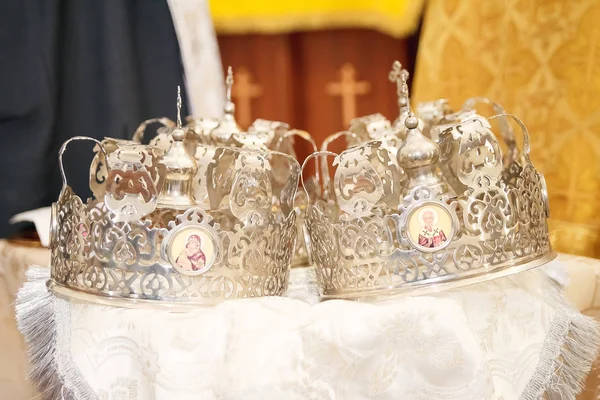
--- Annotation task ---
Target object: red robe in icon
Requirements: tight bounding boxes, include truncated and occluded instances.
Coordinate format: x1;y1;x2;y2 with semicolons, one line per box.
418;227;447;248
176;247;206;271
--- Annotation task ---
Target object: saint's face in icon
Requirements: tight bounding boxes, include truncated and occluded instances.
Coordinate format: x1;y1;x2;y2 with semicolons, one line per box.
417;208;447;249
422;211;435;227
175;234;207;272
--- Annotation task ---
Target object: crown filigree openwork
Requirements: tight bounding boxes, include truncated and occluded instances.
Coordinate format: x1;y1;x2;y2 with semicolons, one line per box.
302;61;554;300
50;89;302;305
126;68;316;268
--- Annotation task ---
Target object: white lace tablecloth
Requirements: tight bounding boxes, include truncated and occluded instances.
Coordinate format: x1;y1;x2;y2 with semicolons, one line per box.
14;262;599;400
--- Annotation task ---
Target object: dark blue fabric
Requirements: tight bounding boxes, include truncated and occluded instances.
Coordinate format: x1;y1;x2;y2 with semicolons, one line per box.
0;0;188;237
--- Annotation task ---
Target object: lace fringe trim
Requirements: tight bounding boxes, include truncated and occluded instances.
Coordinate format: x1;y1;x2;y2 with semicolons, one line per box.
15;266;600;400
521;287;600;399
15;266;97;400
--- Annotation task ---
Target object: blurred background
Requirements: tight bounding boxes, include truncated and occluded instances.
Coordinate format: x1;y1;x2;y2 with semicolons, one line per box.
3;0;600;260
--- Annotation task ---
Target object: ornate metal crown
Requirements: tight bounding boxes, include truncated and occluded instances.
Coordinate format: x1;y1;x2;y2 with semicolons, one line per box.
129;67;316;267
50;88;301;305
303;62;554;300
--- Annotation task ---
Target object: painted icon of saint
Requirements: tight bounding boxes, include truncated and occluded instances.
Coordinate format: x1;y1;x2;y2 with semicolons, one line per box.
175;234;207;271
417;208;447;248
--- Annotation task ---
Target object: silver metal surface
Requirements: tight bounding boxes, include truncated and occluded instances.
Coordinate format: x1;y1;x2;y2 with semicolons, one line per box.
211;66;242;145
50;89;302;305
156;87;198;209
122;67;316;268
301;60;554;300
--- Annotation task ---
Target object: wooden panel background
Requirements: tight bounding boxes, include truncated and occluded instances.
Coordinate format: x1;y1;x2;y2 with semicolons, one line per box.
218;29;416;169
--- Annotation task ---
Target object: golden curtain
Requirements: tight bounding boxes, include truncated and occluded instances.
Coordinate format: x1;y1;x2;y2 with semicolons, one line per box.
209;0;425;38
413;0;600;258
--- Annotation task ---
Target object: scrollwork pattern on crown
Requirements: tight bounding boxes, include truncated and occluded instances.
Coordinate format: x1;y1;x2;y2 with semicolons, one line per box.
331;141;404;218
89;139;164;202
460;174;514;238
437;116;503;195
349;114;400;143
333;146;383;218
51;86;302;303
303;62;553;298
52;187;90;285
51;189;298;302
51;146;300;303
457;118;503;184
230;153;273;223
306;135;553;298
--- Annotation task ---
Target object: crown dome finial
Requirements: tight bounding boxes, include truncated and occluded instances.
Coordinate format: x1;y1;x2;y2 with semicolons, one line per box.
211;66;241;143
397;126;440;170
390;62;446;194
405;115;419;130
397;121;446;194
156;87;198;209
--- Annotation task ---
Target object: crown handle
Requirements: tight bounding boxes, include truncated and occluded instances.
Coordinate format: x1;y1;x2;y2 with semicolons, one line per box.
265;149;302;216
301;151;339;202
273;129;320;184
488;113;530;158
131;117;176;143
59;136;108;189
320;131;358;192
489;113;548;217
463;97;517;152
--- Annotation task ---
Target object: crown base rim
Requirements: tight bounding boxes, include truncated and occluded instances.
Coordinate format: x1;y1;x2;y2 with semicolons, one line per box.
47;280;289;310
320;251;557;301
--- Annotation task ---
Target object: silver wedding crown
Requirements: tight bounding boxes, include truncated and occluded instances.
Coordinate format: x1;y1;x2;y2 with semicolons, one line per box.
50;87;301;305
304;61;554;299
129;67;316;267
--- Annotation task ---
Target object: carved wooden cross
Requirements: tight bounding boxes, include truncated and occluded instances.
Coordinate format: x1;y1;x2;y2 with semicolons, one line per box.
326;63;371;126
231;67;263;128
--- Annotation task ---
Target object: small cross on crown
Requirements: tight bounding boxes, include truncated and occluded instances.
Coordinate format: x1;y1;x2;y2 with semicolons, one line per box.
225;66;234;101
388;61;409;98
388;61;411;112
